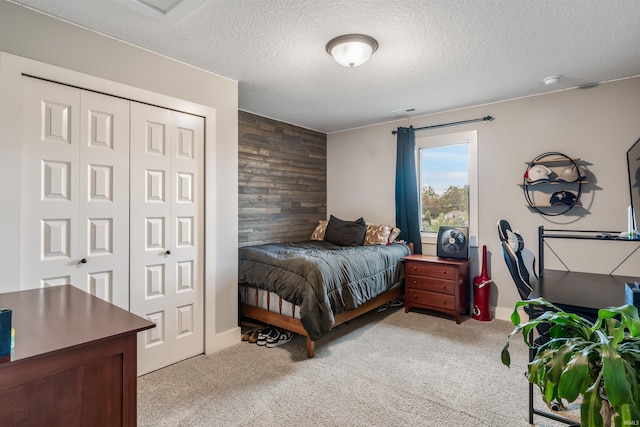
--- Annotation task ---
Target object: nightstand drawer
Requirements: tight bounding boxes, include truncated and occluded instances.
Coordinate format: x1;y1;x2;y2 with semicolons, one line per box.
406;289;455;310
405;261;456;280
406;275;454;294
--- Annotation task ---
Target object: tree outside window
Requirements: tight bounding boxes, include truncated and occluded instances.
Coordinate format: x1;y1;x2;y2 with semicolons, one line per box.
419;143;469;232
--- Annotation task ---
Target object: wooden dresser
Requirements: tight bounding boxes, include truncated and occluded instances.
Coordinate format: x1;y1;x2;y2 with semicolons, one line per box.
403;254;471;323
0;285;154;426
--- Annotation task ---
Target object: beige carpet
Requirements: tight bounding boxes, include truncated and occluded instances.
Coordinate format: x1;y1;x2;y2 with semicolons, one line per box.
137;306;580;426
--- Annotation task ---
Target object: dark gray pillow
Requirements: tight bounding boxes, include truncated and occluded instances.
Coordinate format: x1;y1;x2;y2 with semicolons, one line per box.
324;215;367;246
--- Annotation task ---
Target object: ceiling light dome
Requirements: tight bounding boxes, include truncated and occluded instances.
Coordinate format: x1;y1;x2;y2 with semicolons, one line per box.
325;34;378;68
543;75;560;85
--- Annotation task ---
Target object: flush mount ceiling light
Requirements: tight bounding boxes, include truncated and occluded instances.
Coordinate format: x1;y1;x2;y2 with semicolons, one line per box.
325;34;378;68
543;75;560;85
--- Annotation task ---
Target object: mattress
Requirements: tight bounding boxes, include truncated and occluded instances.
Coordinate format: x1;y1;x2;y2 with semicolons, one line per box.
238;240;410;340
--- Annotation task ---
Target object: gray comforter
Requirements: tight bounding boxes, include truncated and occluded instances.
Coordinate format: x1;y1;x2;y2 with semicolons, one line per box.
238;240;411;340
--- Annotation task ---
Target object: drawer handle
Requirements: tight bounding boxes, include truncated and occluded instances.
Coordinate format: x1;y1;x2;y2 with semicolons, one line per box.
443;299;447;304
413;280;417;285
413;294;418;299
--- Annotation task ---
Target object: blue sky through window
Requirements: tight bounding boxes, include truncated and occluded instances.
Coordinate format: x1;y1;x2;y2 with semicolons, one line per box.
420;143;468;194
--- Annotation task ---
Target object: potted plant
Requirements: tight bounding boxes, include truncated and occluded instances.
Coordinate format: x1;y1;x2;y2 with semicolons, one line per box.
501;297;640;427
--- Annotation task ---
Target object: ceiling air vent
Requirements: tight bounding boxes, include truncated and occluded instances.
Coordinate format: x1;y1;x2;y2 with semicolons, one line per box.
392;107;416;115
112;0;205;22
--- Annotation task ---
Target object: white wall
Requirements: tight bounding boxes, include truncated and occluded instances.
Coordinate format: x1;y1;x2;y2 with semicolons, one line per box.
328;77;640;320
0;1;239;353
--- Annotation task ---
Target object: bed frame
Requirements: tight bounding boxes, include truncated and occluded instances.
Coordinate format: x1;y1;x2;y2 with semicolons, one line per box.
241;285;404;358
240;242;413;358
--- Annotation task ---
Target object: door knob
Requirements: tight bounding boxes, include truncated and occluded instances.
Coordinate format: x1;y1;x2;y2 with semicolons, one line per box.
165;250;171;255
79;258;87;264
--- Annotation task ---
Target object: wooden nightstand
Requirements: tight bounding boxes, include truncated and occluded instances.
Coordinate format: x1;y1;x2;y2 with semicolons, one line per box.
403;254;471;323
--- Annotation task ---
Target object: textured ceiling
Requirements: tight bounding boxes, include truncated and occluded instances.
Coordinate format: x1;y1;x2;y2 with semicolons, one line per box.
11;0;640;133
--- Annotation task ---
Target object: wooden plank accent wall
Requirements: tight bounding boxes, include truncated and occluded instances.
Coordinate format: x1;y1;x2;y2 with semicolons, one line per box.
239;111;327;246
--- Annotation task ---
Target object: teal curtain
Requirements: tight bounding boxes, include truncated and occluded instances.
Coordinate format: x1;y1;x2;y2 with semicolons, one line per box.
395;126;422;254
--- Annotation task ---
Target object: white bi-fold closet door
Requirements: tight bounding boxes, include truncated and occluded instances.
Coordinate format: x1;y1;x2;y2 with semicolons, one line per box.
130;102;204;375
20;76;204;375
21;77;131;307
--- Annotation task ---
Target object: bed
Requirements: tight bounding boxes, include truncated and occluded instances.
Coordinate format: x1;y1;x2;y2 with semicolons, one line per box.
239;219;412;357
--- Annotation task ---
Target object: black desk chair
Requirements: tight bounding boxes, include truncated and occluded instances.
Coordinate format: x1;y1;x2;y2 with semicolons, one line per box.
497;220;549;339
498;220;538;300
498;220;586;420
498;219;566;416
499;219;599;324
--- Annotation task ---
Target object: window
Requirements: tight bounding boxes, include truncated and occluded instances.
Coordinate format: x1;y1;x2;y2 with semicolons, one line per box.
416;131;478;245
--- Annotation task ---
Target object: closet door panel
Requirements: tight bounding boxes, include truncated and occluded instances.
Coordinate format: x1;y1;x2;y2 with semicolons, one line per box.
21;77;81;289
169;110;204;363
130;103;173;374
130;103;203;375
78;90;130;309
21;78;131;309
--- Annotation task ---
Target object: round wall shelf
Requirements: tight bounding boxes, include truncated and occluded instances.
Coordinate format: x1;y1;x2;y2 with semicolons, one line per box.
521;152;587;216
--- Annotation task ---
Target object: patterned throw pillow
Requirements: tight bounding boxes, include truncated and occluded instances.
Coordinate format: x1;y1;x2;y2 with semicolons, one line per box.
363;224;392;246
388;227;401;244
310;220;328;240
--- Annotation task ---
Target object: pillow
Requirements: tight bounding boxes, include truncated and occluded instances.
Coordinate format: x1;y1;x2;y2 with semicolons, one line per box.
310;220;328;240
323;215;367;246
388;227;401;244
363;224;392;246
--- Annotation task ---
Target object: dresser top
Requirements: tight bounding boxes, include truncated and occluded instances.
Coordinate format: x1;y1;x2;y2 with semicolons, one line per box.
0;285;154;363
403;254;471;266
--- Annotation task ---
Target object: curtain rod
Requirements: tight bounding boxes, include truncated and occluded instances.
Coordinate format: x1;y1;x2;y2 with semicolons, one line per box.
391;115;494;135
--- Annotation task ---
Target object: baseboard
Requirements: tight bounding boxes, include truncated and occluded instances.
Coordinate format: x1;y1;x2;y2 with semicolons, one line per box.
493;305;528;322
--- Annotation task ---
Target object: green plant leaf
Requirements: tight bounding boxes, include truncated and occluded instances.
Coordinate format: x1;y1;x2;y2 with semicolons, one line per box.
503;299;640;426
547;344;574;384
501;338;511;368
559;349;590;402
510;304;522;325
619;345;640;361
581;381;605;427
600;335;633;406
528;356;549;385
614;403;640;427
606;317;625;347
542;379;559;404
596;305;640;337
